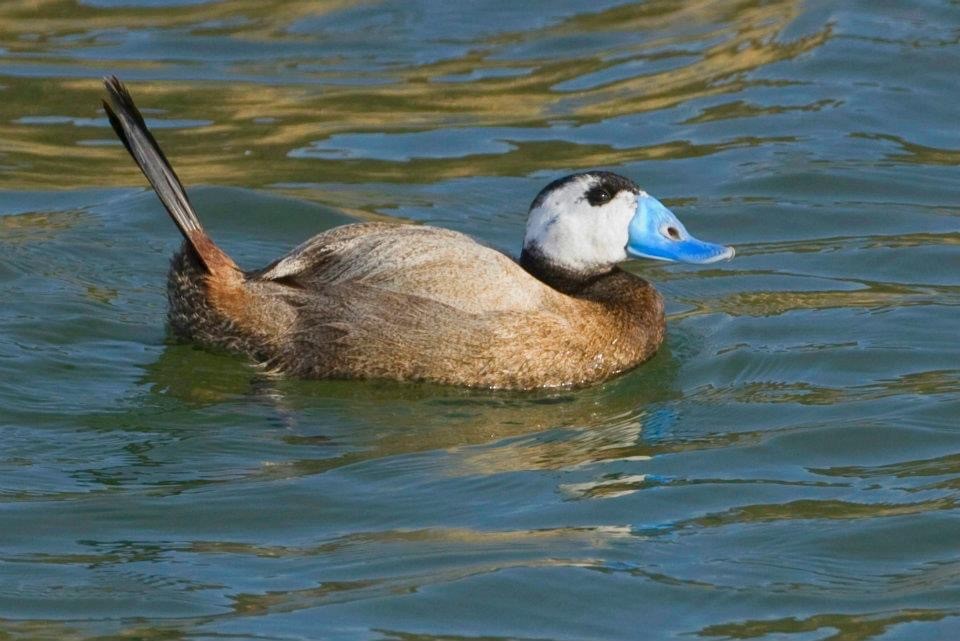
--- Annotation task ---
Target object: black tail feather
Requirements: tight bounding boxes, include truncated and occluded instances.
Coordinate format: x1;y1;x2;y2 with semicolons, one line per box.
103;76;220;271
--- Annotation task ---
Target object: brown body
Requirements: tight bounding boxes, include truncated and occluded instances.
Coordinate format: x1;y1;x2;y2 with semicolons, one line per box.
169;223;664;389
103;77;664;390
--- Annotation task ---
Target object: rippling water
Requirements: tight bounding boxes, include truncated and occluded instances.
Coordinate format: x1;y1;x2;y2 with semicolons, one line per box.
1;1;959;639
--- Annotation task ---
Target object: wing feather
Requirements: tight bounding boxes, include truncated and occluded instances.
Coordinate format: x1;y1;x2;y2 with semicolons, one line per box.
255;223;547;314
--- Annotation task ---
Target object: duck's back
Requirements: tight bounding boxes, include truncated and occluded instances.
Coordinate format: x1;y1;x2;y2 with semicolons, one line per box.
254;223;551;314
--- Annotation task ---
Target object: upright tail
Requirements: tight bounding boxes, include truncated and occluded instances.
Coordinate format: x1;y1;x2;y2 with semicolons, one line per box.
102;76;238;276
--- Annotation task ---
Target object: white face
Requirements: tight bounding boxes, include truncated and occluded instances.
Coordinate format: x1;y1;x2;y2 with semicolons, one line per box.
523;174;642;274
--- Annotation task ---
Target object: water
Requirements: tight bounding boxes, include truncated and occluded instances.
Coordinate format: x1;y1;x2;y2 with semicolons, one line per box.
1;1;959;638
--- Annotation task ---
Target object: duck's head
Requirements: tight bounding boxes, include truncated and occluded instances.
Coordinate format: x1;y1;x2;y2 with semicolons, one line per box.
522;171;734;278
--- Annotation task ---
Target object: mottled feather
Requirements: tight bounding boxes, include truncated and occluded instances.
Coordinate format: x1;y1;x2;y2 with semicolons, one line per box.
255;223;546;314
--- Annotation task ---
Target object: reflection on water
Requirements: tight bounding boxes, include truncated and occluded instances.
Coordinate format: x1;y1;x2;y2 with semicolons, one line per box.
2;0;960;640
0;0;827;192
699;609;960;641
140;341;685;483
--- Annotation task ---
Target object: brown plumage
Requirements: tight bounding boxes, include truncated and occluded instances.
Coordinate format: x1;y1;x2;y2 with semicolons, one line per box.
103;77;670;390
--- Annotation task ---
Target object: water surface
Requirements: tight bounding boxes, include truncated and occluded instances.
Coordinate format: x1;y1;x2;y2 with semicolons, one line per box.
1;1;960;639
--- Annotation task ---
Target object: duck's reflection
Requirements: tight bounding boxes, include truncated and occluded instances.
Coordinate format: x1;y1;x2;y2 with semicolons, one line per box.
141;339;686;483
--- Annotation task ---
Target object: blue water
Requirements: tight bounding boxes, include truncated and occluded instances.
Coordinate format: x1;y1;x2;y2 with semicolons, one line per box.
1;1;960;639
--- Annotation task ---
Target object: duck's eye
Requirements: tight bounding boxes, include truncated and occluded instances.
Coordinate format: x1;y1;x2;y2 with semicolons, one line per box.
586;187;613;206
663;225;681;240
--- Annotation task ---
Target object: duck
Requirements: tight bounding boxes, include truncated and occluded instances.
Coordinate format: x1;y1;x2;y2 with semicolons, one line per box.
102;76;733;390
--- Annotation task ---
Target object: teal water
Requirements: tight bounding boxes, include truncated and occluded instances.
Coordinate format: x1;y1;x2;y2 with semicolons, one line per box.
2;1;960;639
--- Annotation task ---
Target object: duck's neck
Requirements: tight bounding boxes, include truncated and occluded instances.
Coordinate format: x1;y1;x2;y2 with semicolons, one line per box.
519;246;621;297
